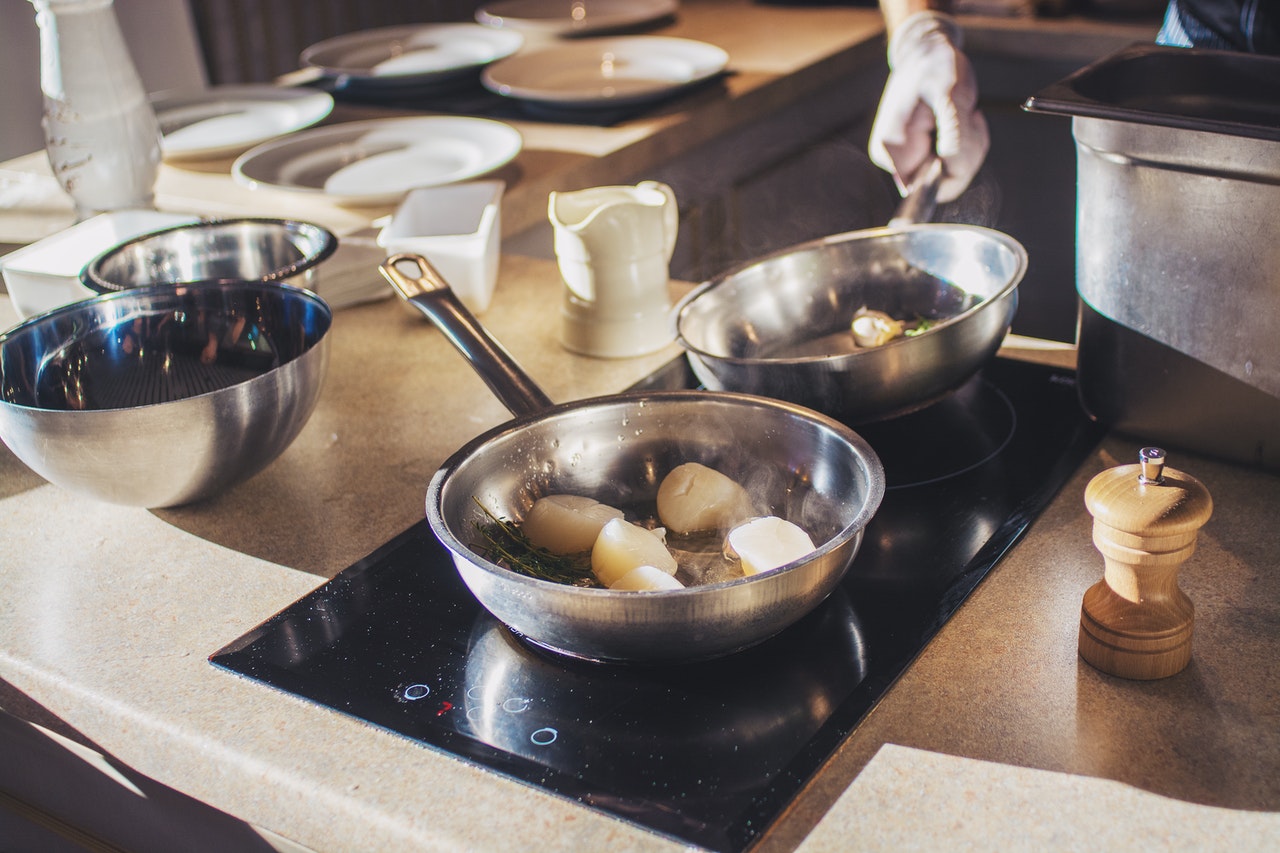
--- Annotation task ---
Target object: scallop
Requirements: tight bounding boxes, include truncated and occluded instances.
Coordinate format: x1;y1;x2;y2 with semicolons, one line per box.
851;307;903;347
591;518;678;587
656;462;754;534
725;516;817;576
610;565;685;591
522;494;623;555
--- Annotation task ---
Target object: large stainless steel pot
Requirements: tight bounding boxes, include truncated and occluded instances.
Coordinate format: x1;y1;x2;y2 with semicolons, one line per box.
379;254;885;664
1024;44;1280;472
674;172;1027;423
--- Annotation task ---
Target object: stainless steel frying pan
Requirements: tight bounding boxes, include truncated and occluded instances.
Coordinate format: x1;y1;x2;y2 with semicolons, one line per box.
379;254;885;664
674;160;1028;423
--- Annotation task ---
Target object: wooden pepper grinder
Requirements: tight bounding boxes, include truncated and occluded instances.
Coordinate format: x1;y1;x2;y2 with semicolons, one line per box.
1079;447;1213;680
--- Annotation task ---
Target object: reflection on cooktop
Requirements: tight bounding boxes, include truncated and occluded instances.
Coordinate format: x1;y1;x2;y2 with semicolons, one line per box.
457;591;866;835
211;356;1103;853
860;372;1016;489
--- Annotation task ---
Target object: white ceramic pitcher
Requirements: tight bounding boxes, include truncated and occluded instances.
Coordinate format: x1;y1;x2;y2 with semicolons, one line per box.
549;180;678;359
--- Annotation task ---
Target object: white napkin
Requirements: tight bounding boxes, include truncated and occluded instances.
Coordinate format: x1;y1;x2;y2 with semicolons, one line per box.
799;744;1280;851
0;168;77;245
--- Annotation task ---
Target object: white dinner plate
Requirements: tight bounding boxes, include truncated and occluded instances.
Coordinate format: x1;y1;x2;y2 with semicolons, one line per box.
300;23;523;92
481;36;728;108
476;0;679;36
152;85;334;161
232;117;522;206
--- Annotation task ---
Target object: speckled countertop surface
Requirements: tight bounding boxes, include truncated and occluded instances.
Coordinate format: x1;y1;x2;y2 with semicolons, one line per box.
2;258;1278;852
801;744;1280;851
5;2;1278;850
0;262;704;852
774;437;1280;852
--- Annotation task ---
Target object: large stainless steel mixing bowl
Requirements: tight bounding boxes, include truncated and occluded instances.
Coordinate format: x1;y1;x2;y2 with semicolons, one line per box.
380;254;885;664
0;281;331;507
81;217;337;294
675;223;1027;423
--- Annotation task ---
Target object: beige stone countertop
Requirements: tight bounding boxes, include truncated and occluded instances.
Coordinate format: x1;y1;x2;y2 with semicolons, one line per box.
11;3;1275;850
777;436;1280;852
2;252;1279;851
0;259;702;851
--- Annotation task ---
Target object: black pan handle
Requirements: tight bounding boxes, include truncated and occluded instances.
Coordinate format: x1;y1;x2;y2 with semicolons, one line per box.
888;153;943;228
379;253;555;418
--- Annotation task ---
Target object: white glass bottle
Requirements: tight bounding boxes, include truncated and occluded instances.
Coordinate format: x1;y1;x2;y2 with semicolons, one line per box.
30;0;161;220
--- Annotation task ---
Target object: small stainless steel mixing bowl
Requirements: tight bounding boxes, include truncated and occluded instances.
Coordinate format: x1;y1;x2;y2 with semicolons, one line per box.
80;217;337;294
0;281;331;507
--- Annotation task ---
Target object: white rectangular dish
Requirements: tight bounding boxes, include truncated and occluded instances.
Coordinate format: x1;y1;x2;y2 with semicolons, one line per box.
1;210;196;321
378;181;504;314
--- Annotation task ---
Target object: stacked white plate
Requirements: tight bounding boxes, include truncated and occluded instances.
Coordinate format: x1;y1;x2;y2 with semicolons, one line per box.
232;116;522;206
299;22;524;98
481;36;728;110
152;85;334;161
474;0;679;36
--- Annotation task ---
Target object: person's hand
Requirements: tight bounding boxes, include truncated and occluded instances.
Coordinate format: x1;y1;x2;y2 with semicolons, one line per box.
868;11;989;203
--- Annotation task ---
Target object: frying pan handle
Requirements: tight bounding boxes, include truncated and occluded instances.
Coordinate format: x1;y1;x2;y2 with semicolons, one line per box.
379;253;555;418
888;154;943;228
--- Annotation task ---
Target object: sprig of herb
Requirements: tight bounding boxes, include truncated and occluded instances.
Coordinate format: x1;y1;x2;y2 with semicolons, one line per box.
469;498;600;587
904;316;936;337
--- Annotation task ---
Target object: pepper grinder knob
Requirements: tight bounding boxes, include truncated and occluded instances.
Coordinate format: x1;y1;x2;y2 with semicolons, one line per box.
1078;447;1213;679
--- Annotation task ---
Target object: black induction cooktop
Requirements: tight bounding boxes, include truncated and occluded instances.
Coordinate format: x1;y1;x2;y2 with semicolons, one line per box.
211;356;1102;852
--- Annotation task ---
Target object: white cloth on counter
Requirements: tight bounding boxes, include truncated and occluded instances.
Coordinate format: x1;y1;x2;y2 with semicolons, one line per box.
799;744;1280;852
0;167;78;246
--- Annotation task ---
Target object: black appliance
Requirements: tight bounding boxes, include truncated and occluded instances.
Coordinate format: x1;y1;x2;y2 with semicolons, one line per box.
212;356;1101;852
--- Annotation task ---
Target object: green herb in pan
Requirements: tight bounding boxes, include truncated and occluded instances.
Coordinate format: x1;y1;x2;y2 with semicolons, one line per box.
470;499;600;587
904;316;936;337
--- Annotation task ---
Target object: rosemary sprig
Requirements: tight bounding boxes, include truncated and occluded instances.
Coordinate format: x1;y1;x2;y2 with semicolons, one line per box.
469;498;600;588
